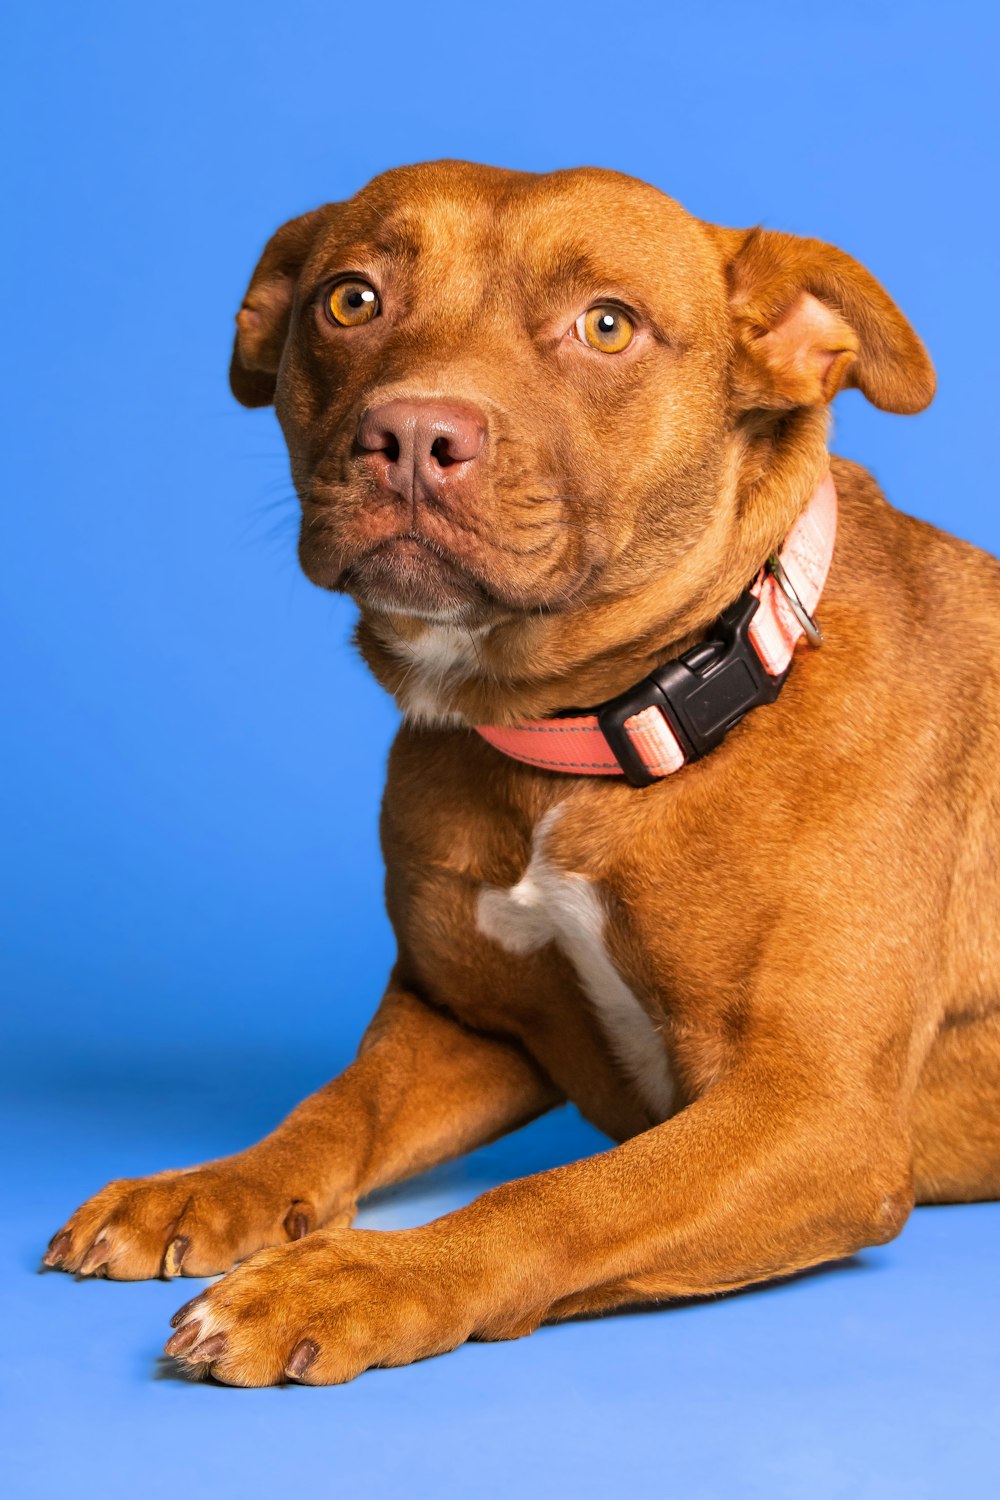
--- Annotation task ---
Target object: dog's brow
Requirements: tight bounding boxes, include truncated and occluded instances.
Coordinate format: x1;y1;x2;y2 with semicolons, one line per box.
320;225;423;272
538;248;625;299
369;229;422;261
305;233;421;298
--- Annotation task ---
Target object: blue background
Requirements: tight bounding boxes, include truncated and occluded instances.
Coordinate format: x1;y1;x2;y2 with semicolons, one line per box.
2;2;998;1496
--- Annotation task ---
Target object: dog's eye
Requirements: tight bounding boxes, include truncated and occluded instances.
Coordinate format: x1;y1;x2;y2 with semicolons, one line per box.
326;279;380;327
576;305;635;354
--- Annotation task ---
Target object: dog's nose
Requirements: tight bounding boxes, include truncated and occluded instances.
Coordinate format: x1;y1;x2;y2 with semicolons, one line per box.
357;398;487;503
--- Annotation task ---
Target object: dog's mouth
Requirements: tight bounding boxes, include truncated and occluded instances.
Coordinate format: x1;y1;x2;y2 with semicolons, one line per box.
341;533;492;618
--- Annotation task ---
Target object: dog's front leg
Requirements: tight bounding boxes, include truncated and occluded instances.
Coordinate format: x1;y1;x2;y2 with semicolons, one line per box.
44;985;559;1279
163;1039;913;1385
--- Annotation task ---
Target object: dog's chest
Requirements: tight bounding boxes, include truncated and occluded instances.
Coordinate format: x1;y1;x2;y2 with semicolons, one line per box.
476;808;676;1122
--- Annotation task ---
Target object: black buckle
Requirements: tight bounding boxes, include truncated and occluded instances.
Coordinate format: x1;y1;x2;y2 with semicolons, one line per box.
594;591;790;787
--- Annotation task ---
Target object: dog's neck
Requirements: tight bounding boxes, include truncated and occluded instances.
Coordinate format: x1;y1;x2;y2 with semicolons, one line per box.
356;414;831;728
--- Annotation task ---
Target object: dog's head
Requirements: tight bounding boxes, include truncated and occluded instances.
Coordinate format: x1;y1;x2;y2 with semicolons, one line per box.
231;161;933;714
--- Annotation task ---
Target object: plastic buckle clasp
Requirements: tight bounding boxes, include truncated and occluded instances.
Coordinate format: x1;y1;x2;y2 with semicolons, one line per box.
596;591;789;787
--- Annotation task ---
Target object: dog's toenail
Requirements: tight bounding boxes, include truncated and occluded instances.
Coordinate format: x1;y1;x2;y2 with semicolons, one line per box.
79;1240;110;1275
284;1208;311;1241
164;1320;202;1356
169;1292;206;1329
162;1235;189;1278
43;1230;72;1265
284;1339;319;1380
185;1333;227;1365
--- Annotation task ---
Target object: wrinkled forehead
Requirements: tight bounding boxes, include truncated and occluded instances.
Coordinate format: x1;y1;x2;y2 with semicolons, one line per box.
304;163;727;335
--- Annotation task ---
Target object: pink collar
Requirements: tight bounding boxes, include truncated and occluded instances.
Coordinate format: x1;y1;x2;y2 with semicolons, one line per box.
475;472;837;786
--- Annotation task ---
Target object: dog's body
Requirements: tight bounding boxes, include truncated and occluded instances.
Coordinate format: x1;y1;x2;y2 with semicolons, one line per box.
46;162;1000;1386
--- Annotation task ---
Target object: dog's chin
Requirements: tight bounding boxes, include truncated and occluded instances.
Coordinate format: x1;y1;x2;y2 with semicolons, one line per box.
342;537;491;621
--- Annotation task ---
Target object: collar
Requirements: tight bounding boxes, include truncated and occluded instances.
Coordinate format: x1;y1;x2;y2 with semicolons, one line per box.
474;472;837;787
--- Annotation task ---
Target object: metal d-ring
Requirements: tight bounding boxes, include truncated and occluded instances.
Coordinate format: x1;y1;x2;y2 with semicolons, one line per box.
766;554;825;648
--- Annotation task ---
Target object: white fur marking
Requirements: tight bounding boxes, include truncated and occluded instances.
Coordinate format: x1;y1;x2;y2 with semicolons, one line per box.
183;1302;221;1336
477;808;675;1121
379;622;488;725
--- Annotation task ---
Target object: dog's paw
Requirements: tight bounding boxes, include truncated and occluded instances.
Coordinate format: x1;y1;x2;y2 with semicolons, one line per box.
163;1228;473;1386
43;1165;350;1280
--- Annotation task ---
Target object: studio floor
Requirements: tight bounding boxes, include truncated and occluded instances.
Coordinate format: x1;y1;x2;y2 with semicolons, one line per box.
3;1045;998;1500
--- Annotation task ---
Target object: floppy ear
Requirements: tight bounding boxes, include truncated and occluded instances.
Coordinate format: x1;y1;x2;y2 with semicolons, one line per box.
230;206;332;408
710;226;935;415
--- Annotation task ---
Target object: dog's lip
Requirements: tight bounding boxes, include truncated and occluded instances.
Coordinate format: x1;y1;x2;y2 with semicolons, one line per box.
333;528;605;618
369;533;450;557
341;532;491;607
352;532;474;576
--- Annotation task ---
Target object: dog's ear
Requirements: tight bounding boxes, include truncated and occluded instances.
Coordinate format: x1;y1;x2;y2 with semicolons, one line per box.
230;206;333;408
709;226;935;415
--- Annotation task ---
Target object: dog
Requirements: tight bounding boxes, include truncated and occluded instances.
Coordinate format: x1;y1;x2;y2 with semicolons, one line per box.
44;161;1000;1387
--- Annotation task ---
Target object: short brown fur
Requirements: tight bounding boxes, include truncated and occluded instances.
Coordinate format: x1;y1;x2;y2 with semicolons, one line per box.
46;162;1000;1387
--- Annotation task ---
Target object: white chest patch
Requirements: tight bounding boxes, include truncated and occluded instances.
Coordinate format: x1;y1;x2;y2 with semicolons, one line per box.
476;808;675;1122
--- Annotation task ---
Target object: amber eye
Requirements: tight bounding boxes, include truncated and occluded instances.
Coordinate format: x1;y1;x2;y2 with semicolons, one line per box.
326;279;380;327
576;305;635;354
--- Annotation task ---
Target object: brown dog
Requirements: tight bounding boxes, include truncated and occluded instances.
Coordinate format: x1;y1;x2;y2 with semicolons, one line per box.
45;162;1000;1387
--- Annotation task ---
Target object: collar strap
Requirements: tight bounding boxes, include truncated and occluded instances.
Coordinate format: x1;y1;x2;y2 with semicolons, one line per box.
475;472;837;787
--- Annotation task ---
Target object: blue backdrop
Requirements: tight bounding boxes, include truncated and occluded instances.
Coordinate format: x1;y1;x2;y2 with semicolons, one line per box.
2;3;998;1497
